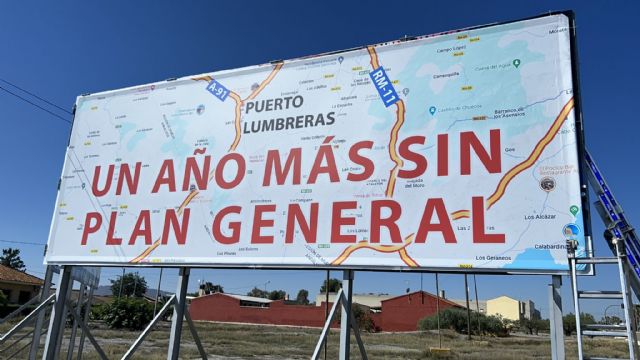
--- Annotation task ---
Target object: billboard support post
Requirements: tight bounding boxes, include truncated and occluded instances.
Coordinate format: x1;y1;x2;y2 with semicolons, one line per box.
168;267;190;360
185;308;208;359
548;275;564;360
43;265;73;359
312;288;344;360
325;269;329;360
339;270;354;360
66;283;85;359
29;264;54;360
77;284;95;360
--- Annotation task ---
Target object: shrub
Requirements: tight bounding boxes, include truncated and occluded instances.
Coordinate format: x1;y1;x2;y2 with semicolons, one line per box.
562;312;595;335
336;303;379;332
101;298;153;330
352;304;379;332
418;308;508;337
90;303;108;321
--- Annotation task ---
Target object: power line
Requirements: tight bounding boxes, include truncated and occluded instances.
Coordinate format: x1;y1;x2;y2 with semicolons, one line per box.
0;85;71;124
0;77;72;115
0;239;46;246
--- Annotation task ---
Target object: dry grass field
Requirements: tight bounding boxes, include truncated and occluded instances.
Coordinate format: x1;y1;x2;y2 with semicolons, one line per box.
1;320;632;359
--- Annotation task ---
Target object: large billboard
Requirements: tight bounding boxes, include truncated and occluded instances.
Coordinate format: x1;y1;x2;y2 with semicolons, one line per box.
46;12;589;272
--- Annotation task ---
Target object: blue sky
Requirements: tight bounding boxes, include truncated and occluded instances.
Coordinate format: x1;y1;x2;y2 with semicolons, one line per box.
1;1;638;319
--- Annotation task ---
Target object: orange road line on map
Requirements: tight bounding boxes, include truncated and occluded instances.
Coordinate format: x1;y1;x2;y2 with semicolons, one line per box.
451;210;471;220
486;97;575;210
367;46;380;68
385;101;406;197
229;63;284;152
339;46;417;266
245;63;284;101
398;247;418;267
131;65;285;263
448;98;575;219
367;46;406;198
130;190;199;263
191;76;212;82
228;92;244;152
331;234;415;266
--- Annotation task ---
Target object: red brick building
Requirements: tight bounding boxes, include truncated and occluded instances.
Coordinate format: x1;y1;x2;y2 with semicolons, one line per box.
189;290;462;332
372;291;462;331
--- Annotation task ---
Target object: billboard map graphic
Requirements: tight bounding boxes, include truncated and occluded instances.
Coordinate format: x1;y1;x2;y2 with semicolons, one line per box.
45;13;588;272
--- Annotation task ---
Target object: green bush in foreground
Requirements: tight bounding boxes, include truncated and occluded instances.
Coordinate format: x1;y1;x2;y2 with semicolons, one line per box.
101;298;153;330
418;308;509;337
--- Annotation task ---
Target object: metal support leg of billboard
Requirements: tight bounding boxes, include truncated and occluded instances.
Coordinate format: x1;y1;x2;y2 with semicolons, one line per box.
548;275;564;360
76;285;95;360
168;267;189;359
66;284;85;359
311;270;367;360
64;298;108;360
30;265;55;359
43;265;73;359
0;294;55;347
121;267;207;360
53;271;74;356
122;294;176;359
339;270;353;359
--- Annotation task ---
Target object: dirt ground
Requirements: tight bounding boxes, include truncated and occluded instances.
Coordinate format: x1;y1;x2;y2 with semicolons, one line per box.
0;320;632;359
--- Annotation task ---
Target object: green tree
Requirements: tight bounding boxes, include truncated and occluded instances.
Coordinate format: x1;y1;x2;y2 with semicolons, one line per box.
418;308;509;337
351;304;378;332
0;248;25;271
319;278;342;293
102;298;153;330
563;312;596;335
295;289;310;305
201;282;223;294
520;318;535;335
247;287;269;298
562;314;575;336
268;290;286;300
601;315;622;325
520;318;548;335
110;272;148;298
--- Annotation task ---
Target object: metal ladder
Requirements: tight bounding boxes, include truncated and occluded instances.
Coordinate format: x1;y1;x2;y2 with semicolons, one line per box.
569;238;638;359
568;150;640;360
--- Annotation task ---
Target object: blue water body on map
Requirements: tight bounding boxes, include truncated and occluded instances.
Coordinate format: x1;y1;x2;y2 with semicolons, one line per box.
504;248;565;270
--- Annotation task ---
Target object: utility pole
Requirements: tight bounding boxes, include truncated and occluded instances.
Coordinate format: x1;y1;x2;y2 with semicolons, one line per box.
421;273;424;304
118;268;125;299
473;275;481;337
464;274;471;340
435;273;442;349
153;267;164;317
133;272;138;297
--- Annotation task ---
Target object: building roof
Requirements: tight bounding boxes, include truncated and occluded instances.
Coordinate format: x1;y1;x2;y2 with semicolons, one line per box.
0;265;43;286
316;293;394;308
487;295;519;302
382;290;464;308
225;293;273;304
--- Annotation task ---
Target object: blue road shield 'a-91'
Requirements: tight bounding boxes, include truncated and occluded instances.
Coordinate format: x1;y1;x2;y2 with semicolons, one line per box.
206;79;230;101
369;67;399;107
